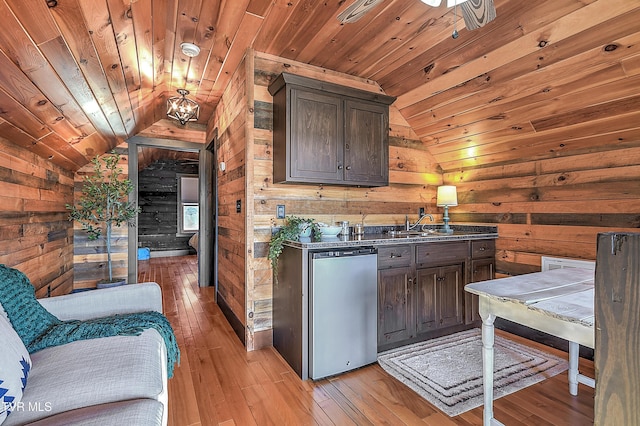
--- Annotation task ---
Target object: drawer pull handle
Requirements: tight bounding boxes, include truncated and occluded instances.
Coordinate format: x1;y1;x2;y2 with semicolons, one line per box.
390;254;402;258
479;247;486;251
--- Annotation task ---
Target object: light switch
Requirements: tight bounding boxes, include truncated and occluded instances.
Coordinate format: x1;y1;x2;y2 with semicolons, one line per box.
277;205;285;219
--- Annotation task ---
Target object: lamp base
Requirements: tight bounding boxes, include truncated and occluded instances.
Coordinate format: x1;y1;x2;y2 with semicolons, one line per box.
439;225;454;234
440;205;454;234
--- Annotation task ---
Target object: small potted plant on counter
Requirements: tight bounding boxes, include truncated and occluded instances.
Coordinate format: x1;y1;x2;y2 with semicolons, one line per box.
66;151;140;287
269;215;321;279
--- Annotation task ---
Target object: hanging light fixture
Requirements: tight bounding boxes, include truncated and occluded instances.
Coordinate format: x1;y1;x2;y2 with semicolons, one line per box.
167;89;200;125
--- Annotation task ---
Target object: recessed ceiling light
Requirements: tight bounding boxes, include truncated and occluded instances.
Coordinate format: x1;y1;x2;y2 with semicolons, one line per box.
180;42;201;58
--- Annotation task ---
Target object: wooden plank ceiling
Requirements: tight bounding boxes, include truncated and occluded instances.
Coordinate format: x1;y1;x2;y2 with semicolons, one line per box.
0;0;638;171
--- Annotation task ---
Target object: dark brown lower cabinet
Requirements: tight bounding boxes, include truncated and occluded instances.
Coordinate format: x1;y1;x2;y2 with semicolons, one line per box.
377;239;495;351
416;265;464;332
377;266;413;346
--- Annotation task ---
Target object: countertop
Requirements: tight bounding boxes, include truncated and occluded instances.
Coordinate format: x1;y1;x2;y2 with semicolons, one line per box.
284;224;498;250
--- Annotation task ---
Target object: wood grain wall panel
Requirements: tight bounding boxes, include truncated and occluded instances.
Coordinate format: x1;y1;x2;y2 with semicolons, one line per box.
395;0;638;111
130;0;154;92
209;14;262;103
444;143;640;275
106;0;141;95
0;137;74;297
40;36;117;139
210;55;249;342
138;158;198;253
80;0;137;136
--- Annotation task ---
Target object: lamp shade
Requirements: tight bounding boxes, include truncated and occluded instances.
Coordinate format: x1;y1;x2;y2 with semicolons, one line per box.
436;185;458;206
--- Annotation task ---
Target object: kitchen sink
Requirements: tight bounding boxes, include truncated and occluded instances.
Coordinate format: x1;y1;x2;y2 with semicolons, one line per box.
387;230;443;237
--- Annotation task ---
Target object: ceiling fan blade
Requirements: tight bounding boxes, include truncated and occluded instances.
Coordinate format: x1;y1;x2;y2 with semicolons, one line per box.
337;0;385;24
459;0;496;30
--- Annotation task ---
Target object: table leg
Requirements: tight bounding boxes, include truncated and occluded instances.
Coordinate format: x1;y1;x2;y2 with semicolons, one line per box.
568;341;579;396
480;311;503;426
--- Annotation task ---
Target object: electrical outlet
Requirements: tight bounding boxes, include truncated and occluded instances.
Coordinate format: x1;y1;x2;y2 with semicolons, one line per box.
419;207;425;217
236;200;241;213
276;205;285;219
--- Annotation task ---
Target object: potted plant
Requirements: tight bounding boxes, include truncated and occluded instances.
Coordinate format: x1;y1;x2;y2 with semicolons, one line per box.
269;216;321;279
66;151;140;287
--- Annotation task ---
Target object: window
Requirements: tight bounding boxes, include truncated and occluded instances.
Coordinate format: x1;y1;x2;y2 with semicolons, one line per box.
178;175;199;234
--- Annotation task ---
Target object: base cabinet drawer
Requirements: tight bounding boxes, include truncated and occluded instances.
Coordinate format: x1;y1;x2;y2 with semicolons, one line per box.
471;240;495;258
416;241;467;267
378;245;412;269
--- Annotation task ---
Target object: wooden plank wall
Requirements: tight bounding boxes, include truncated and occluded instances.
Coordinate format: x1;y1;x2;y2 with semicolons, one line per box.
245;51;443;349
71;146;130;289
138;159;198;253
0;136;75;297
209;54;250;341
445;145;640;277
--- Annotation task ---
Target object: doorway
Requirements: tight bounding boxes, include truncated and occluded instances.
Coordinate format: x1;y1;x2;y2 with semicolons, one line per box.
127;135;217;290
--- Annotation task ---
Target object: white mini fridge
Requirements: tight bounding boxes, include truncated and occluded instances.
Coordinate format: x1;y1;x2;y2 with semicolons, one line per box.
309;247;378;380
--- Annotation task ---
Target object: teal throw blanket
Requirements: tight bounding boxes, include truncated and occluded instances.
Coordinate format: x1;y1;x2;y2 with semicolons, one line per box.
0;265;180;378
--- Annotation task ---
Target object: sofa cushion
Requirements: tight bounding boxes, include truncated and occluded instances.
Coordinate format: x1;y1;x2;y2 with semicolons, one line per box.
0;315;31;425
24;399;163;426
3;329;164;425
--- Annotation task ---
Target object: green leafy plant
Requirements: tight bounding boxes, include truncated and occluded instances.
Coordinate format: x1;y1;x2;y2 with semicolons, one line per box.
66;151;141;283
269;216;321;278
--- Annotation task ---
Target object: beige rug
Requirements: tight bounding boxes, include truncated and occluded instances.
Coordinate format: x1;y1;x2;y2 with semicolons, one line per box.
377;328;568;417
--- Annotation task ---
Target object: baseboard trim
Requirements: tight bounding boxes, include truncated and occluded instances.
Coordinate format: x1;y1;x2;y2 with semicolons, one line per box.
217;292;245;346
149;249;193;258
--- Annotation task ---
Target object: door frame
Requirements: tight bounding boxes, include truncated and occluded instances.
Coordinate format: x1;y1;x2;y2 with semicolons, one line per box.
127;134;217;289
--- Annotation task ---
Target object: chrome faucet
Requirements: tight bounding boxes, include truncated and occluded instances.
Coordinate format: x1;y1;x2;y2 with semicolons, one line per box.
405;213;435;231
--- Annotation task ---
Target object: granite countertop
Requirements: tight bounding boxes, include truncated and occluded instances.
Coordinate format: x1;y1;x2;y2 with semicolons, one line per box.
284;224;498;249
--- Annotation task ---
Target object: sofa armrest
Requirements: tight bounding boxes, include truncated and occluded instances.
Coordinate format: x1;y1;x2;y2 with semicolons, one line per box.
38;282;163;321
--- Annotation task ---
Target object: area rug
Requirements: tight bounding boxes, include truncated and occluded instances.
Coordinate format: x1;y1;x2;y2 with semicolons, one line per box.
377;328;568;417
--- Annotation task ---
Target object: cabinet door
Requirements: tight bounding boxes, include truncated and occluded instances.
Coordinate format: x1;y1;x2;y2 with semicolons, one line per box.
289;89;343;182
416;264;464;333
415;267;438;332
378;267;413;346
344;99;389;186
439;264;465;328
467;258;495;323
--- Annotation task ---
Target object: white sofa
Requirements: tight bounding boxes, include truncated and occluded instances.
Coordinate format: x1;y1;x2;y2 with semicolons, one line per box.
0;283;168;426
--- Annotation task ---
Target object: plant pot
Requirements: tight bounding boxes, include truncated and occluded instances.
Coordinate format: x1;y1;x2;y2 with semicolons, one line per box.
299;223;312;238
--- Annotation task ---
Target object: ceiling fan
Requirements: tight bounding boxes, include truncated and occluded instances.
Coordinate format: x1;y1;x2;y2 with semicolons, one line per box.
337;0;496;31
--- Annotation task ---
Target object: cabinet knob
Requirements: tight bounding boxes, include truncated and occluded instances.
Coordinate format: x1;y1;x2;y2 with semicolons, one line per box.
346;165;352;170
337;165;343;170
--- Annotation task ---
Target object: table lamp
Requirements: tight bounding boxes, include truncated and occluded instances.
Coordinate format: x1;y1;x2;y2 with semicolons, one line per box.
437;185;457;234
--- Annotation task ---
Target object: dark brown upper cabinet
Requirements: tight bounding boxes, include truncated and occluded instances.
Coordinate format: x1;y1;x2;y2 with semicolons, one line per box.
268;73;396;187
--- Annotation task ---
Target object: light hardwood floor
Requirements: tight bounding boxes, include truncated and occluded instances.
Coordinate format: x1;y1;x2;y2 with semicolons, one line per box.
139;255;595;426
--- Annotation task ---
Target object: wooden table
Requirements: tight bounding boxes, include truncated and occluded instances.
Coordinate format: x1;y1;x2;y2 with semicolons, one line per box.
465;268;595;426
